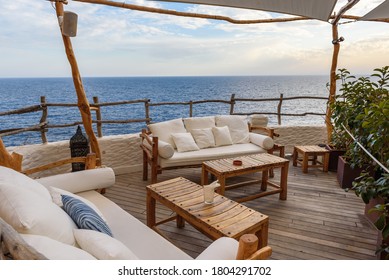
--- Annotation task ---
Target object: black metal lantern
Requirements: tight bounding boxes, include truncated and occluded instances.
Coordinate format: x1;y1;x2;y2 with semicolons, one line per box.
69;125;90;172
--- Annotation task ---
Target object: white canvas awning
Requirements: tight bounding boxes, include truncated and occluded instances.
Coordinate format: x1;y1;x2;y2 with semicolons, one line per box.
149;0;339;21
360;0;389;21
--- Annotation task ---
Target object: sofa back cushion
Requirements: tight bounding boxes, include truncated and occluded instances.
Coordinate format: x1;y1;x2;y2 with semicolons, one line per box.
215;115;250;144
148;118;186;149
183;116;216;132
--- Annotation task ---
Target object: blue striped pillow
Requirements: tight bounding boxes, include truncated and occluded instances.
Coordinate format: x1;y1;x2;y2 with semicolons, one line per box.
61;195;113;237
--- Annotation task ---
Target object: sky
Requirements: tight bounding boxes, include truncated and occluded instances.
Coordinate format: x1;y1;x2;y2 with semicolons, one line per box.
0;0;388;77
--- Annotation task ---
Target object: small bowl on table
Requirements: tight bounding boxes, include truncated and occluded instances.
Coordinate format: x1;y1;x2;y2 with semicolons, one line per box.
232;159;242;166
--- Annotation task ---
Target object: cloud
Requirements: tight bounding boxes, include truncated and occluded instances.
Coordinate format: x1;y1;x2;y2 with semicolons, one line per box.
1;0;389;77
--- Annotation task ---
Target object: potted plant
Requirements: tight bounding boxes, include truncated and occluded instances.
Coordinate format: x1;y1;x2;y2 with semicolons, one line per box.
331;66;389;259
330;68;375;188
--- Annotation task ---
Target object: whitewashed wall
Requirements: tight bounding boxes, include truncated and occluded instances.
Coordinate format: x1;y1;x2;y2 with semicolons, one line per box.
8;125;327;178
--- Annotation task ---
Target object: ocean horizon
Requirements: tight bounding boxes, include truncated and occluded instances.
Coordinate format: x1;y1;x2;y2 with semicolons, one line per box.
0;75;329;147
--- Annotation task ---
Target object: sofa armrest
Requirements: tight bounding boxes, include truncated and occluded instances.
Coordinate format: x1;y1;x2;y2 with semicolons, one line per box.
195;237;239;260
249;125;279;138
142;137;174;159
35;167;115;194
249;133;274;150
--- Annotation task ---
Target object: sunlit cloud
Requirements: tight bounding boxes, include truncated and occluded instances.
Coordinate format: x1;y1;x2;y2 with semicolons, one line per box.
0;0;388;77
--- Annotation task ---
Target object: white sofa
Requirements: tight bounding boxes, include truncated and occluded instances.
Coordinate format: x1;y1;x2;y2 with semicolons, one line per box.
0;166;244;260
140;115;275;183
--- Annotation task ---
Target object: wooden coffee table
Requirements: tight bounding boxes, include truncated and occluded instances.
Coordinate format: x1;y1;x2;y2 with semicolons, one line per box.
146;177;269;248
201;153;289;202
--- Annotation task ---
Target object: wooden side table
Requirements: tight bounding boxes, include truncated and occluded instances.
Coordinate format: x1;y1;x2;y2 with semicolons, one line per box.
292;145;330;173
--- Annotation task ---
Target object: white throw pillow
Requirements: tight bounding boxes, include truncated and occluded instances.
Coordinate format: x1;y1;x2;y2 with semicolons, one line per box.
148;118;187;148
0;166;77;245
45;186;107;222
73;229;139;260
212;126;233;147
171;132;200;153
183;116;216;132
215;115;250;144
21;234;96;260
191;128;216;149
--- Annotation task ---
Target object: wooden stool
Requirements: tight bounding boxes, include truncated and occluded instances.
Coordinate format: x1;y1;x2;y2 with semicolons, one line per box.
293;145;329;173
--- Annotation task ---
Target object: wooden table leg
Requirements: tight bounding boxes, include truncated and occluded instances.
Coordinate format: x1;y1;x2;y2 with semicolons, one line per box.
323;152;329;172
261;170;268;191
146;189;156;228
292;147;298;167
302;153;309;173
280;162;289;200
218;175;226;195
177;215;185;228
201;164;209;186
255;221;269;248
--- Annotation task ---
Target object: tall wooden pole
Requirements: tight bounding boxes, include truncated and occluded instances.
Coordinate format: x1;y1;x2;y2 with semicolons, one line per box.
326;0;360;143
54;1;101;165
325;23;340;143
0;138;23;171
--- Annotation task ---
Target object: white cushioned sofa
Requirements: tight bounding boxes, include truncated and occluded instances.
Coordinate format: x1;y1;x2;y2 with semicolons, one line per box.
0;165;255;260
140;115;275;183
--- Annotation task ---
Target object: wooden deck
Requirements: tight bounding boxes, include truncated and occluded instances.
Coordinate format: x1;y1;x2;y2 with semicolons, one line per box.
104;160;379;260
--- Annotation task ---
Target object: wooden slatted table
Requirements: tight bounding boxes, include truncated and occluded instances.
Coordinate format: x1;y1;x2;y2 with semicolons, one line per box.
292;145;330;173
201;153;289;202
146;177;269;248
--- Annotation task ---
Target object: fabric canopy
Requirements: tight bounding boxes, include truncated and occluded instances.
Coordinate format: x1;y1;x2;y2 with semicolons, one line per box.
149;0;339;21
360;0;389;21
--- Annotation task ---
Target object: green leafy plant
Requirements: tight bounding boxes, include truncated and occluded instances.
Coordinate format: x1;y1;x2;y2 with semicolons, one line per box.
331;66;389;259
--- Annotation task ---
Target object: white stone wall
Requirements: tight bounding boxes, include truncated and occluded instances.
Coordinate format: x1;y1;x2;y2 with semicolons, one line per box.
7;125;327;178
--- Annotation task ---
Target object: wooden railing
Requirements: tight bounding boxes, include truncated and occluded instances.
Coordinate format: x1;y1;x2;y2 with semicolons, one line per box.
0;94;327;144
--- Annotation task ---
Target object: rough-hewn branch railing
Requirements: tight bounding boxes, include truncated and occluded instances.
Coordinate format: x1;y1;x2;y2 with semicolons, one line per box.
0;94;327;144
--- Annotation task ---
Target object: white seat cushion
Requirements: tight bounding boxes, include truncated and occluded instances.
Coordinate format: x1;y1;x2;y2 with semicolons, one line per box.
148;118;187;149
160;143;266;168
76;190;193;260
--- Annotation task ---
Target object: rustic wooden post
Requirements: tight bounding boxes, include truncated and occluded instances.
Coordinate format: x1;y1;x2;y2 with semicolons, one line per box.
189;101;193;117
145;99;150;125
0;138;23;171
277;93;283;125
39;96;48;143
236;234;259;260
54;1;101;166
93;96;103;137
326;24;340;144
230;94;236;115
326;0;360;143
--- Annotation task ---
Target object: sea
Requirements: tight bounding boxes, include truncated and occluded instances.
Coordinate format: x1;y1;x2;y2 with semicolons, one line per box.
0;76;330;147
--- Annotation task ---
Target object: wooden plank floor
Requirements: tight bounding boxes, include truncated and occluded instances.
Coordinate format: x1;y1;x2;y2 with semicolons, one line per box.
104;160;379;260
